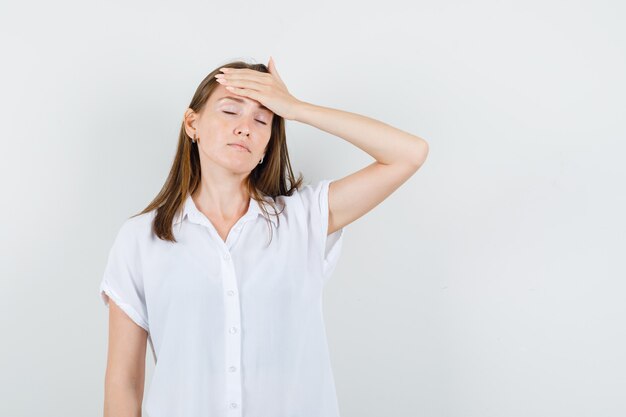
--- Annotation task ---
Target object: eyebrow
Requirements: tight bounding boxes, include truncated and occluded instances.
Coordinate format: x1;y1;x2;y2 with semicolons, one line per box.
217;96;272;113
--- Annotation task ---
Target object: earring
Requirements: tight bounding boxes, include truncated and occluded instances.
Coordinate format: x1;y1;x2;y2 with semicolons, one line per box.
192;133;197;144
259;155;264;164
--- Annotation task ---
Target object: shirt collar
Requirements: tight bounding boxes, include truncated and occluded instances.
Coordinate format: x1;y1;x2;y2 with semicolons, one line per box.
173;192;278;228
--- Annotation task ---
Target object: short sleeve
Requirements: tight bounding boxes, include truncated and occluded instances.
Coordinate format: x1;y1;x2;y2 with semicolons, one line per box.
298;179;346;284
98;220;149;332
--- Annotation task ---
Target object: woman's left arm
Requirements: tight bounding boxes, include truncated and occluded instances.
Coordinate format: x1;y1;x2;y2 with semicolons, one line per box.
293;100;429;235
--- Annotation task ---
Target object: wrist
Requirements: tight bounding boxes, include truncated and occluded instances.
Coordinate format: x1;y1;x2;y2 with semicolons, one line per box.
290;100;312;122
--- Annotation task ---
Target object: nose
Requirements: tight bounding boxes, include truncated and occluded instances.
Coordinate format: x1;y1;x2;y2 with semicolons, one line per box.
235;118;252;136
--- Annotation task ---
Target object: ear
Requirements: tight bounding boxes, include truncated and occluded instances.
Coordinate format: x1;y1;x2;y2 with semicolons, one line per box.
183;108;198;138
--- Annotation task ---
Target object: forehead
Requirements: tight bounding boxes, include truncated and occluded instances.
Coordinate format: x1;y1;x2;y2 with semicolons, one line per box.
212;86;271;112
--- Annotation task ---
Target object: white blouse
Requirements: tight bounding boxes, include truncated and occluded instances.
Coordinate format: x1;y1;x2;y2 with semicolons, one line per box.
99;179;346;417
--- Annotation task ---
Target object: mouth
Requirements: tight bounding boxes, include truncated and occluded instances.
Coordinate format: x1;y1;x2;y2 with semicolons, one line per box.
228;143;250;152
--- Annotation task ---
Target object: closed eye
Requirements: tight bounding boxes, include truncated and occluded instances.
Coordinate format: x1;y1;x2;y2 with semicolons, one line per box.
222;111;267;125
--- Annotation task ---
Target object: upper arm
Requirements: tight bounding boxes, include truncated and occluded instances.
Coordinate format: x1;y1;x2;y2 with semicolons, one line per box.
327;145;428;235
105;297;148;388
99;219;150;390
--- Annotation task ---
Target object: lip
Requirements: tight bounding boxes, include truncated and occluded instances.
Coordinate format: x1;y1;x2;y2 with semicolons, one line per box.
228;142;250;152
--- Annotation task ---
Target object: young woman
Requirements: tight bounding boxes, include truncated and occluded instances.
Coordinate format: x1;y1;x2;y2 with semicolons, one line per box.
99;57;428;417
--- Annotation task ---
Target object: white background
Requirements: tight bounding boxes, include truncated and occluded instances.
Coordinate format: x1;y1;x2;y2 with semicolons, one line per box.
0;0;624;416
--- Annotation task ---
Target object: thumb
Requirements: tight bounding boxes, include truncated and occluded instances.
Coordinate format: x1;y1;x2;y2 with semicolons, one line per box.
268;56;285;84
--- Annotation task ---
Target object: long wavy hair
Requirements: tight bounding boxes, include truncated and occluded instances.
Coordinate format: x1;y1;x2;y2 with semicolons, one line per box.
131;60;304;244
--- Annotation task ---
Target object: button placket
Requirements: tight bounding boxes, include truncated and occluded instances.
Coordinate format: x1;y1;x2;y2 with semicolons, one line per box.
222;250;243;415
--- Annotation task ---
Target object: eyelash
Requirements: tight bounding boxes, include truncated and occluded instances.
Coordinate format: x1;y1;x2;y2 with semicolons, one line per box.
222;111;267;125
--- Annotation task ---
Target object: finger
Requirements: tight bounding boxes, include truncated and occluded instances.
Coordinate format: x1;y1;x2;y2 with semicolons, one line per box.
217;77;265;91
224;86;262;103
221;68;270;81
219;73;271;87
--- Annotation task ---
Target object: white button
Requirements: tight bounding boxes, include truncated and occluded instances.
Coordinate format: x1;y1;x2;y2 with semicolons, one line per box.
229;366;237;372
224;253;230;260
227;290;235;296
230;402;238;409
229;326;238;334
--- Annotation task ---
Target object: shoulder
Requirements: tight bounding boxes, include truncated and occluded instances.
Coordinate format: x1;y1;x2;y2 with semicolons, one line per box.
269;180;333;225
285;179;331;209
116;210;157;244
279;179;330;201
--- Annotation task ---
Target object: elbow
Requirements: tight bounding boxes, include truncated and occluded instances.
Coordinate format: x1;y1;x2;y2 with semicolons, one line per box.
410;139;429;169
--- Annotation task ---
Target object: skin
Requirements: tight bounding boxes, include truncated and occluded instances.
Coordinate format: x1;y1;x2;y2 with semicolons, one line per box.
104;300;147;416
183;84;275;240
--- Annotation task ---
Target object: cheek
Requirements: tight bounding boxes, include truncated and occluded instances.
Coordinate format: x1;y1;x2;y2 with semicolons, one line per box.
203;119;231;140
210;117;229;128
